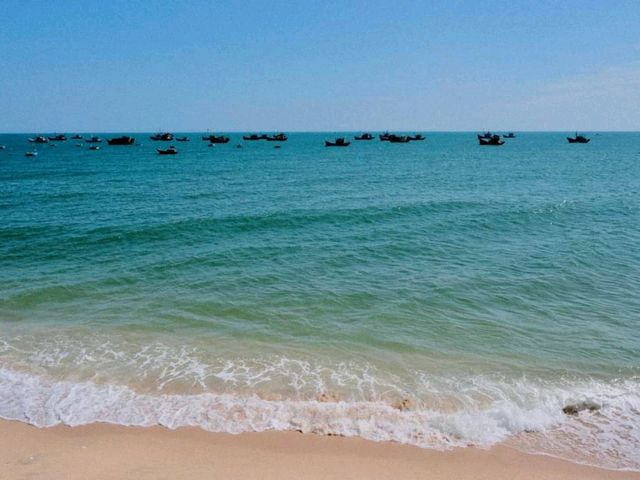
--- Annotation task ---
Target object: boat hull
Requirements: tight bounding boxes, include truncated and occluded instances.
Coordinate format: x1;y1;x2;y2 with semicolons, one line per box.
478;139;504;146
202;136;230;143
243;135;268;141
107;137;135;146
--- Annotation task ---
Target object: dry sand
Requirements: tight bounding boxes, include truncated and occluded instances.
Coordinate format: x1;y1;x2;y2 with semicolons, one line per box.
1;419;637;480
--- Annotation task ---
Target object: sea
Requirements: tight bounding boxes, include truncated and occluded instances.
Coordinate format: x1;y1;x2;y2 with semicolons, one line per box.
0;132;639;471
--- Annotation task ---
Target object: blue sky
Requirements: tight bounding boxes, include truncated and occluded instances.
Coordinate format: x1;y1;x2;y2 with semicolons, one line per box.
1;0;639;131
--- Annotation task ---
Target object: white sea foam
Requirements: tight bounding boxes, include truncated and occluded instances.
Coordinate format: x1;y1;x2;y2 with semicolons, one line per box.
0;366;638;471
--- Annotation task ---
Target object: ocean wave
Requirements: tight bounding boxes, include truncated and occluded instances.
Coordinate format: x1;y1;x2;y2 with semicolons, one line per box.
0;365;638;471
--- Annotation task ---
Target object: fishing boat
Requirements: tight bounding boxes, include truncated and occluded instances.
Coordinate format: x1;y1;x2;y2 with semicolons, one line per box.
266;133;288;142
407;134;425;141
89;145;101;150
354;133;374;140
243;134;268;141
325;138;351;147
388;135;411;143
379;132;391;141
478;134;504;146
25;151;38;157
157;146;178;155
48;134;67;141
85;136;103;143
150;132;174;141
28;136;48;143
0;145;5;150
503;132;516;138
567;133;590;143
71;135;83;140
107;136;135;145
176;136;190;142
202;134;230;144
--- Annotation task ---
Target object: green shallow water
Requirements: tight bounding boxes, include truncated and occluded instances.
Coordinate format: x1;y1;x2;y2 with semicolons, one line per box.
0;132;639;469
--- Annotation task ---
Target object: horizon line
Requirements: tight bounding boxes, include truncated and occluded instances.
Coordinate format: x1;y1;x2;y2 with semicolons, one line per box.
2;130;639;134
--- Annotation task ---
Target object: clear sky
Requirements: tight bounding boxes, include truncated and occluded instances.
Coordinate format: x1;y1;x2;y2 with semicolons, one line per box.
1;0;639;132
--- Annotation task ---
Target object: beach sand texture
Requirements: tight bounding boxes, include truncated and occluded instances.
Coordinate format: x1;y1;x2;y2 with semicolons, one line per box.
1;420;638;480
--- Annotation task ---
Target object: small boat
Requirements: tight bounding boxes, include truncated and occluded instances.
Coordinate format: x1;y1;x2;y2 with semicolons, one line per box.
243;134;268;141
107;136;135;145
236;144;243;148
85;136;103;143
0;145;6;150
354;133;374;140
567;133;590;143
407;134;425;141
478;134;504;146
274;145;281;149
379;132;391;141
89;145;100;150
265;133;288;142
202;134;230;144
48;134;67;141
325;138;351;147
157;146;178;155
388;135;411;143
150;132;174;141
71;135;83;140
50;143;57;147
176;136;190;142
28;136;49;143
25;151;38;157
503;132;516;138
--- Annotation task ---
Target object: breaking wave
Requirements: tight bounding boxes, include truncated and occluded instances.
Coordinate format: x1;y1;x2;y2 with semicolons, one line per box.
0;364;638;471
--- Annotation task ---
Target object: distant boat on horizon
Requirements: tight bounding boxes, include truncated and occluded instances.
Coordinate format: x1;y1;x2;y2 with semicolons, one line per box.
202;134;230;144
503;132;516;138
28;136;48;144
150;132;174;141
48;134;67;141
107;136;136;145
388;134;411;143
567;133;590;143
478;134;504;146
85;136;103;143
265;133;288;142
325;137;351;147
243;134;268;141
354;133;374;140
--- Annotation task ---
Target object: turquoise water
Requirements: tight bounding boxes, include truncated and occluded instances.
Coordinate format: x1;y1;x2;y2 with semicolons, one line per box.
1;132;639;470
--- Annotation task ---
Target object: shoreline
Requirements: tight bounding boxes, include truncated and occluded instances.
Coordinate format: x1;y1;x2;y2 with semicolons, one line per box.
1;419;637;480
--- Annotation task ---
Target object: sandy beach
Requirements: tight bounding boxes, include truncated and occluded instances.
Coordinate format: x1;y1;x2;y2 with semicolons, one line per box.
0;419;637;480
